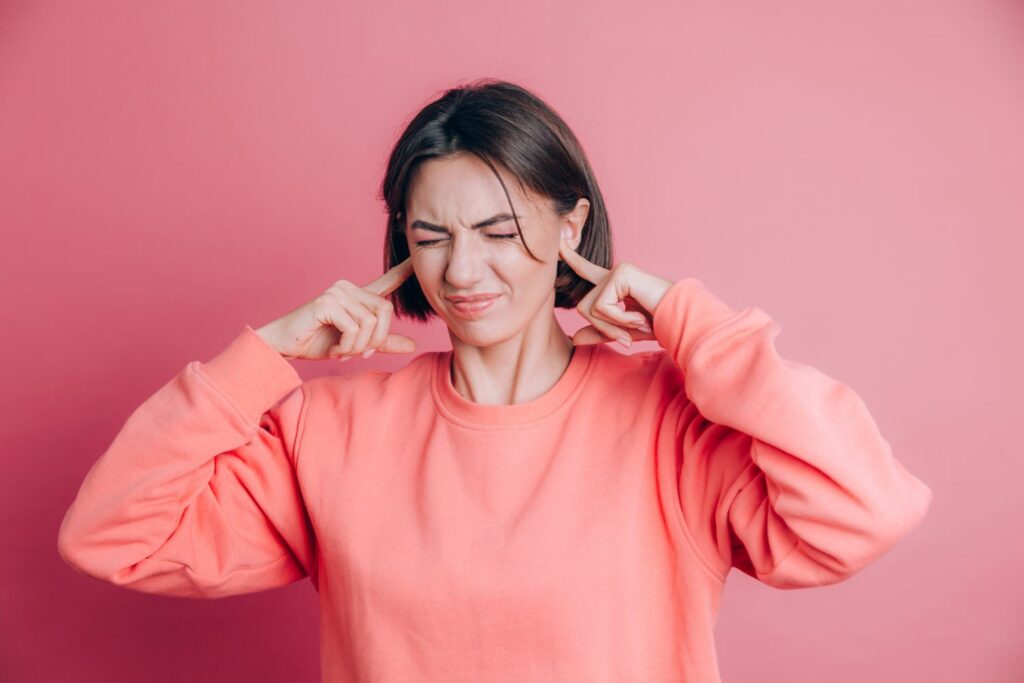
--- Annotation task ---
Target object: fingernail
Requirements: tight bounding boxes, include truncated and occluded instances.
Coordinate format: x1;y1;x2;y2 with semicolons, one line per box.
362;348;375;358
617;336;632;349
638;324;652;333
340;356;351;362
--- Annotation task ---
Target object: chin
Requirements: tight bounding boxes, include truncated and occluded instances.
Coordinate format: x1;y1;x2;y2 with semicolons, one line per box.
447;321;521;347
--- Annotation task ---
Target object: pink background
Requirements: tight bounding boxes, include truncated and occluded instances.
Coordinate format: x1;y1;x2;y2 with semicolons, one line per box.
2;0;1021;680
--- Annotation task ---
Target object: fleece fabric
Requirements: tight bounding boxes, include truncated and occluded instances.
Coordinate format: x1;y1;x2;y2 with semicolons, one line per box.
58;277;933;682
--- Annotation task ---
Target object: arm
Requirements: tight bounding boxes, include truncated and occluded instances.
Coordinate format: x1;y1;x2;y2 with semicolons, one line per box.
652;278;933;588
57;325;319;598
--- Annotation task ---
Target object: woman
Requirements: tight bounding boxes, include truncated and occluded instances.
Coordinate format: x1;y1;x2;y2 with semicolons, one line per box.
57;79;933;682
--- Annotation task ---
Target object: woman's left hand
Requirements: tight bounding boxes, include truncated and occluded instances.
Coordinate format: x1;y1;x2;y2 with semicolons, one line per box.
559;236;675;348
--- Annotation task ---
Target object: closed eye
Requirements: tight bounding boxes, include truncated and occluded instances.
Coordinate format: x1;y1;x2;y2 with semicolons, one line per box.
416;234;518;246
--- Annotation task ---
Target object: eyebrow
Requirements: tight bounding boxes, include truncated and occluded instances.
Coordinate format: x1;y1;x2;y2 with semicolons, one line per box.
409;213;522;234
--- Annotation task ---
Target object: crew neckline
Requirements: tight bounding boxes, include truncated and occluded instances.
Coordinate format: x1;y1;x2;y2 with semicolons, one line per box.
431;343;597;428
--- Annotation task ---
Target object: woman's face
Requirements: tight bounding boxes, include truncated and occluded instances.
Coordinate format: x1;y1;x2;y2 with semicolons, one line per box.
404;152;589;346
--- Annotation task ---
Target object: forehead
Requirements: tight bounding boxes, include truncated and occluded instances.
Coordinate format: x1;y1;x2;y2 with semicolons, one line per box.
406;153;545;223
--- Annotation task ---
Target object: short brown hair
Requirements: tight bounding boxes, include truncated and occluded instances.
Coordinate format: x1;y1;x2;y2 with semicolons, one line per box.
379;78;614;322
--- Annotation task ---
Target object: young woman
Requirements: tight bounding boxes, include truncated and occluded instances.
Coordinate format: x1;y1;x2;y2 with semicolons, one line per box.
58;79;933;682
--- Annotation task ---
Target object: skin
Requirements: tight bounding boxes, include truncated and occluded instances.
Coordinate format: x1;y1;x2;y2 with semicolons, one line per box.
403;152;673;406
404;152;586;406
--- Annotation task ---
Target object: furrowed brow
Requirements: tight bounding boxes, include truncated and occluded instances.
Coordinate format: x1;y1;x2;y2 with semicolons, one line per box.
410;213;522;233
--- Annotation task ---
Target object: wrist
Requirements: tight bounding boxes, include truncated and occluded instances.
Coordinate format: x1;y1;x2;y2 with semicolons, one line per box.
252;324;284;355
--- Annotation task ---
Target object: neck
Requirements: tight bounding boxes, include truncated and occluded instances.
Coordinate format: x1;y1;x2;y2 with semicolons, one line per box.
448;315;576;406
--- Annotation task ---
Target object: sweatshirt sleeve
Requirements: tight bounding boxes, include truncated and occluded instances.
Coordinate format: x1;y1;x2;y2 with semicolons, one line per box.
651;277;933;589
57;325;319;599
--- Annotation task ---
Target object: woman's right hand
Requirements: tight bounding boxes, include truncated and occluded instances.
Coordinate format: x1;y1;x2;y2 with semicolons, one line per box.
253;257;418;361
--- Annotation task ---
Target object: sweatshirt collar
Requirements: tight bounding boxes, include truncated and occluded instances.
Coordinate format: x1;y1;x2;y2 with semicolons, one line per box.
431;343;596;428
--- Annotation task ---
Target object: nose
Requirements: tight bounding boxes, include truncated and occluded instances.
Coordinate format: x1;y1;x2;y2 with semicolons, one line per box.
443;233;487;289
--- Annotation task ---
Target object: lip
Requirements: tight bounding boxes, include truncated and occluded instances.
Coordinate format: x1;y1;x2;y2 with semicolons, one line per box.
447;294;500;318
446;293;501;302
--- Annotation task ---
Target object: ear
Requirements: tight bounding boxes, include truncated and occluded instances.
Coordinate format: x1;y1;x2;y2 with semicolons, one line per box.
560;198;590;250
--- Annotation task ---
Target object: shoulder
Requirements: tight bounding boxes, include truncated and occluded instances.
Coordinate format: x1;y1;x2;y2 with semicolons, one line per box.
303;350;439;404
588;344;684;399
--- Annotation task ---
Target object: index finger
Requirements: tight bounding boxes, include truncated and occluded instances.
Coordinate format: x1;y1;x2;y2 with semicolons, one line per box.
559;236;608;284
364;256;415;296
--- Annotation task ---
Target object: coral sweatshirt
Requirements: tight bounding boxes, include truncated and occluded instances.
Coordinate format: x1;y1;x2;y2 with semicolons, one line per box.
58;277;933;682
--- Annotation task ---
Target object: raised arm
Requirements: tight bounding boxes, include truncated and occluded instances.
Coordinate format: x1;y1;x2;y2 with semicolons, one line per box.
652;278;933;588
57;325;319;598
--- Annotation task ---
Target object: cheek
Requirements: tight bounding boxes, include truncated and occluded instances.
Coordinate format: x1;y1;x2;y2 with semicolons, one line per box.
504;260;558;303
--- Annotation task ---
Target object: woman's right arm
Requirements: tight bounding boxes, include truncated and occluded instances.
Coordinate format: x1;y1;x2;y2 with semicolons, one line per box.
57;260;418;598
56;325;318;599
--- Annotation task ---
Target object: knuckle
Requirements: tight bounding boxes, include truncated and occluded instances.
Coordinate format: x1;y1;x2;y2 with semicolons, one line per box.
313;294;337;312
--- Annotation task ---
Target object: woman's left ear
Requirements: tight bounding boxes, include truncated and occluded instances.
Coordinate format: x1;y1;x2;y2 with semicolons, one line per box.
562;198;589;249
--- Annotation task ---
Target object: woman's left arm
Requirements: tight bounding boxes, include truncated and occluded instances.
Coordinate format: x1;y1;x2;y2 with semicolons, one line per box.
560;241;934;588
650;277;933;588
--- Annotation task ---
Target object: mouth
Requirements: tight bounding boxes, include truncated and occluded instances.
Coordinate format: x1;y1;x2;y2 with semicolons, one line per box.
447;293;501;318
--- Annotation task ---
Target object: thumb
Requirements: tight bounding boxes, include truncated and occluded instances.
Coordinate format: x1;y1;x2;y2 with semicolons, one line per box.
378;333;418;354
571;325;613;346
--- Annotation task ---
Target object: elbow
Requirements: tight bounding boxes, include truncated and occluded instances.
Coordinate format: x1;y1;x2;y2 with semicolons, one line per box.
56;509;109;581
763;481;934;590
56;511;88;574
870;476;933;548
840;467;935;568
839;481;934;578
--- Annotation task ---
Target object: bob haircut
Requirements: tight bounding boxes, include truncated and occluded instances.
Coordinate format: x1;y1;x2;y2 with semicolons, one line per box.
379;78;614;322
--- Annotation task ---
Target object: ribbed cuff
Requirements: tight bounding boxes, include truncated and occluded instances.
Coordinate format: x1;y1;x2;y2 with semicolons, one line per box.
196;325;304;424
651;277;741;372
